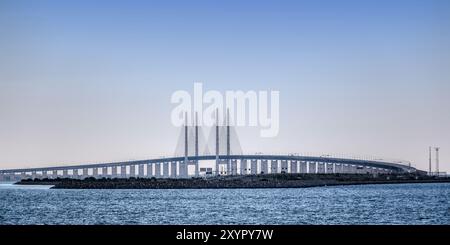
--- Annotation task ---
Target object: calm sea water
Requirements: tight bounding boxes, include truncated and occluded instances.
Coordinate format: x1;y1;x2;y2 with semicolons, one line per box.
0;182;449;224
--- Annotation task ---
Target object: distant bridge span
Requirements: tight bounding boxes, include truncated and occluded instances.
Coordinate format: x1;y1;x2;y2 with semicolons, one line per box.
0;154;419;181
0;112;422;180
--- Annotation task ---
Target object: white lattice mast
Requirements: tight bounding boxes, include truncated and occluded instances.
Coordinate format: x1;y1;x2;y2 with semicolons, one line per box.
226;108;231;174
435;147;440;175
183;112;188;177
227;108;230;156
194;112;199;177
215;109;220;175
184;112;188;158
429;146;432;175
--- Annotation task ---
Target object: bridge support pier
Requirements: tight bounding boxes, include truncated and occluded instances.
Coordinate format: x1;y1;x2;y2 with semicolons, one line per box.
102;167;108;178
63;170;68;178
343;164;350;173
93;168;98;179
183;161;190;178
170;162;177;178
155;163;161;178
138;164;144;178
281;160;288;173
250;160;257;175
290;160;298;174
194;160;199;177
178;162;184;178
146;164;152;177
308;162;316;174
299;161;307;173
215;158;219;176
326;163;333;174
82;168;88;179
120;166;126;178
240;159;247;175
317;162;325;174
231;159;238;175
163;162;169;178
129;165;135;178
181;161;189;178
271;160;278;174
217;159;227;175
342;164;349;173
112;166;117;178
261;160;268;174
72;169;79;179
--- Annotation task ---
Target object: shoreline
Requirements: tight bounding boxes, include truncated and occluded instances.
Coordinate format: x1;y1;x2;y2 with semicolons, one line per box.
15;174;450;189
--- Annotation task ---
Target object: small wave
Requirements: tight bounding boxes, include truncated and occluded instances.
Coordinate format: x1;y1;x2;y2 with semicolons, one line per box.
0;183;54;189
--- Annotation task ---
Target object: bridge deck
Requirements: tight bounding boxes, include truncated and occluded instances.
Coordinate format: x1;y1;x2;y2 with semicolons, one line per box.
0;154;416;174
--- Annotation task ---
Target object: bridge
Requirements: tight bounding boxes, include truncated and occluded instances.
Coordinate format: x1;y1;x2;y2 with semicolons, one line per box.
0;112;420;181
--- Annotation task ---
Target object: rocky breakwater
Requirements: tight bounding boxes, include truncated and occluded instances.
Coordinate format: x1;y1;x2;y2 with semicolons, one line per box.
16;173;450;189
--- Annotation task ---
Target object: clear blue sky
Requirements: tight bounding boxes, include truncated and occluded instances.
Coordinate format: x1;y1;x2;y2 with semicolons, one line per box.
0;0;449;172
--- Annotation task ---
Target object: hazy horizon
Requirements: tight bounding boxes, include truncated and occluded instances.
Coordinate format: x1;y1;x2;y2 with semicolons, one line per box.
1;0;449;173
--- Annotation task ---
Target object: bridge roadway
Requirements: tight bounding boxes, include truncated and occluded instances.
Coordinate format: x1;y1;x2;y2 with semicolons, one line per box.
0;154;417;180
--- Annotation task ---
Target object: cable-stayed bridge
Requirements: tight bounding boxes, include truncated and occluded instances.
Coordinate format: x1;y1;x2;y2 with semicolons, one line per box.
0;113;420;181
